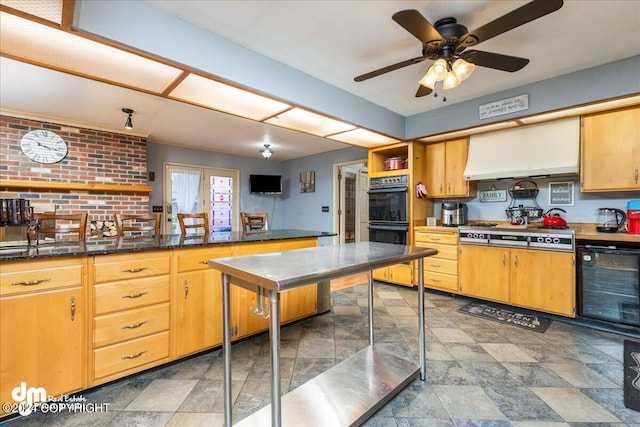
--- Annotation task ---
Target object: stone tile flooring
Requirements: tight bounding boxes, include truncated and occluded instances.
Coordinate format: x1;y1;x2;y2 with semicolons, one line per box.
4;282;640;426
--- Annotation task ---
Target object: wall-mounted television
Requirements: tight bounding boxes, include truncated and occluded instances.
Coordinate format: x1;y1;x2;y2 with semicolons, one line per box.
249;174;282;194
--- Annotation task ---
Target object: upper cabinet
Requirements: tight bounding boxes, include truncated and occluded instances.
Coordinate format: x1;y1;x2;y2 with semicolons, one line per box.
425;138;476;198
581;106;640;192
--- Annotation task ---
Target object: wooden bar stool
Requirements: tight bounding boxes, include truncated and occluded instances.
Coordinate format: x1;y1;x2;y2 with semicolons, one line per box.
241;212;268;232
34;213;88;241
115;213;161;237
177;212;210;235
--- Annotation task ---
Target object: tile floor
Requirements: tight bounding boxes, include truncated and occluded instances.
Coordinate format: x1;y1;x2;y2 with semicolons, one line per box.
4;282;640;426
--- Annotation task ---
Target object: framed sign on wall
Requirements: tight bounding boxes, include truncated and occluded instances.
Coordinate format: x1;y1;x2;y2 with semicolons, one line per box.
549;181;574;206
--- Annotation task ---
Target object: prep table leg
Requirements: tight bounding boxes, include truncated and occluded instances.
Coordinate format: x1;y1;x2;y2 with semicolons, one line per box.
269;290;281;427
368;269;374;346
418;257;425;381
222;273;232;426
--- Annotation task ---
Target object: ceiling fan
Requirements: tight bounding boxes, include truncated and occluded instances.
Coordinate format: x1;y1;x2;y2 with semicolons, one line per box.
354;0;564;98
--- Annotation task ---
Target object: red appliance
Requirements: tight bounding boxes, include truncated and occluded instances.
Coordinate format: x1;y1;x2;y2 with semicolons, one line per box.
628;200;640;234
542;208;567;227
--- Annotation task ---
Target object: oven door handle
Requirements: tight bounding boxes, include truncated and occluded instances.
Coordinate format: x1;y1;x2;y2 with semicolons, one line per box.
369;224;409;231
367;186;408;194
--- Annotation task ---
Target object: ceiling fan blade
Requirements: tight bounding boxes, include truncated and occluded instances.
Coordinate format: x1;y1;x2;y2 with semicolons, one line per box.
461;50;529;72
354;56;426;82
415;85;432;98
392;9;444;45
459;0;563;47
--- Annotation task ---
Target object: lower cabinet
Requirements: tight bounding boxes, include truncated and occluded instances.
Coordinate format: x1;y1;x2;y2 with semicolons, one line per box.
0;257;86;416
459;245;575;317
373;264;414;287
414;228;459;293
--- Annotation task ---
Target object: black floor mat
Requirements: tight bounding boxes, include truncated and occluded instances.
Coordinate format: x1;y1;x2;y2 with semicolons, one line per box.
458;302;552;333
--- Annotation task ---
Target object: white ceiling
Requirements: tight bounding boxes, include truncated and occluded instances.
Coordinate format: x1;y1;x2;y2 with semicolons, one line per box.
1;0;639;160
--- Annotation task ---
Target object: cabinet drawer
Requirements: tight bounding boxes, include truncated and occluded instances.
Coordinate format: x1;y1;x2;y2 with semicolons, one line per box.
94;252;171;283
415;242;458;260
94;303;170;348
415;232;457;245
94;276;170;315
1;258;83;296
176;246;233;272
424;272;458;292
93;331;169;380
424;258;458;275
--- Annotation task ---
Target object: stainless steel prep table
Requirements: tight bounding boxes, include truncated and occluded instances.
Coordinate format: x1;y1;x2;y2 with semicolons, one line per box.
209;242;438;426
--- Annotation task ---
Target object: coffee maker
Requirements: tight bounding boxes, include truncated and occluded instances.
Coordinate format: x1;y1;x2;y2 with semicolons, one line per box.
627;200;640;234
441;202;468;227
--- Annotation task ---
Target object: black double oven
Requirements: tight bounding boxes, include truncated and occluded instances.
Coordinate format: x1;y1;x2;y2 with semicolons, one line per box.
368;175;409;245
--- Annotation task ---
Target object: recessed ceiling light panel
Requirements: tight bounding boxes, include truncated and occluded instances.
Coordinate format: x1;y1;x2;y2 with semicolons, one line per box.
169;74;291;121
328;128;399;147
264;108;355;137
0;12;184;93
1;0;62;24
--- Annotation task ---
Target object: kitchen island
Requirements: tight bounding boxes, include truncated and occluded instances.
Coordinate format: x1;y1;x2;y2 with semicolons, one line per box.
210;242;438;427
0;229;333;419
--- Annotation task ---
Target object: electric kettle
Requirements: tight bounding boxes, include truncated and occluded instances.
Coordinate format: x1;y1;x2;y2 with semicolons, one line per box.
596;208;626;232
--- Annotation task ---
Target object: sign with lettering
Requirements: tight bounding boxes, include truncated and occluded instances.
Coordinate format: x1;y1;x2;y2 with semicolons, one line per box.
479;94;528;119
549;181;574;206
479;189;507;202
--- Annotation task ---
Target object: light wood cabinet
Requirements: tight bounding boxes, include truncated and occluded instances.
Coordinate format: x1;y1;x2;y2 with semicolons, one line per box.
174;246;232;358
1;257;86;415
414;228;459;293
459;245;575;317
91;251;171;385
581;106;640;191
425;138;476;198
373;264;414;287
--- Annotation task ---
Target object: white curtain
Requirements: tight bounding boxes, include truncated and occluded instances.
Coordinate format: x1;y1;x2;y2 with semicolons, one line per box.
172;169;201;234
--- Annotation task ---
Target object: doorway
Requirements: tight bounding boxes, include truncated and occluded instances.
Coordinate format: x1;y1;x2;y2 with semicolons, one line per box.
163;163;240;234
333;160;368;245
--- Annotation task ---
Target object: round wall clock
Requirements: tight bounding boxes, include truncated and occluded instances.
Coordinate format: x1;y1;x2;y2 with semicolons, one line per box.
20;129;68;164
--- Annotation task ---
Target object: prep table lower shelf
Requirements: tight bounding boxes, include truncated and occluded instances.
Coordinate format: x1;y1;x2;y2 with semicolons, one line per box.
236;346;419;427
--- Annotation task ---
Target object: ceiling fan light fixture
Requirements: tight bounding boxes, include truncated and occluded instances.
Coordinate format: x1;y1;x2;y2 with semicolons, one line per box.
430;59;448;81
452;58;475;82
442;70;461;90
260;144;273;159
418;71;438;89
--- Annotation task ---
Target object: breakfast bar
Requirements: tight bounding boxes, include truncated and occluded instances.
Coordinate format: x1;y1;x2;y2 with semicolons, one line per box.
209;242;438;426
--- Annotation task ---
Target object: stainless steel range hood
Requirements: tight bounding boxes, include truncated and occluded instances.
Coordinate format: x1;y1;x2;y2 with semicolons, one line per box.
463;117;580;181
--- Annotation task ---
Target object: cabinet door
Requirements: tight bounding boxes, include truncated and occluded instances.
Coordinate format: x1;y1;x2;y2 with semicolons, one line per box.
281;285;317;323
445;138;471;196
175;270;222;357
581;107;640;191
372;267;387;281
388;263;414;287
233;286;270;340
1;288;84;412
459;245;510;303
510;250;575;317
426;143;446;197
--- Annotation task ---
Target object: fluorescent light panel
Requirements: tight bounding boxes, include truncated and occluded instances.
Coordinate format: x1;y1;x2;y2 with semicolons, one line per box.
0;12;184;93
264;108;355;137
328;128;399;147
169;74;291;121
0;0;62;23
518;95;640;124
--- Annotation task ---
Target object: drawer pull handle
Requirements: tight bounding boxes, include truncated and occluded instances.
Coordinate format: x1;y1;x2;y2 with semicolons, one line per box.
430;238;441;241
122;291;148;299
198;260;209;265
122;267;149;273
430;278;441;283
11;278;50;286
121;320;148;330
430;264;441;268
70;296;76;321
121;350;147;360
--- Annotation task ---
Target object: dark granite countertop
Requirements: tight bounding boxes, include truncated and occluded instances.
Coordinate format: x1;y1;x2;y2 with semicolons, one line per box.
0;229;334;261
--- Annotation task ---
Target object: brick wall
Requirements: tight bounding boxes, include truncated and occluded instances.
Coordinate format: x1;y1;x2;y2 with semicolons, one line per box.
0;115;150;223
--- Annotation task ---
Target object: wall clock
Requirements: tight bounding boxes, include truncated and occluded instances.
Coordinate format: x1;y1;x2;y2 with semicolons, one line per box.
20;129;68;164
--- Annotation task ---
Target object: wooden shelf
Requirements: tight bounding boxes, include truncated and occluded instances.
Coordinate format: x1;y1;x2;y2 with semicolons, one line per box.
0;180;153;194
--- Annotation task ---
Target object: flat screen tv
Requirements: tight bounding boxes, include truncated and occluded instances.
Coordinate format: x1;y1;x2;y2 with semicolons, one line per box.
249;174;282;194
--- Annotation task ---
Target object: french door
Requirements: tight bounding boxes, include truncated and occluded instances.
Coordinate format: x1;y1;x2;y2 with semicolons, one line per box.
164;163;240;234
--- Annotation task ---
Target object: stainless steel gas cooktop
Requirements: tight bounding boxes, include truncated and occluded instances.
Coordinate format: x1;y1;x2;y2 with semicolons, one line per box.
458;225;575;252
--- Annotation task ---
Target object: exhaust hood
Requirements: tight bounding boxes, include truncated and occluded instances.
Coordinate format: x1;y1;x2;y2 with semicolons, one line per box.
463;117;580;181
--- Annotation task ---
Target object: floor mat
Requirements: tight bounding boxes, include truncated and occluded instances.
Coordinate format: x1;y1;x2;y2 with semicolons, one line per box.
458;302;552;333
